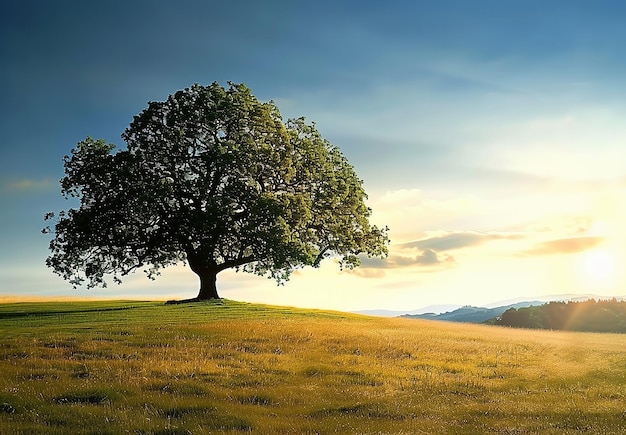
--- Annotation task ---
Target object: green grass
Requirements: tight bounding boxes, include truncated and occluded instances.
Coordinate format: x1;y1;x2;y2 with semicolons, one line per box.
1;299;626;433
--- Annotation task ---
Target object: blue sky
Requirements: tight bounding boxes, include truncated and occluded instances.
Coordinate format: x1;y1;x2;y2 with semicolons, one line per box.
2;1;626;311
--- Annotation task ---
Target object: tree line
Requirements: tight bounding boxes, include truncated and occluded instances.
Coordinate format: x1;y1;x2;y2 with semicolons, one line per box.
493;299;626;333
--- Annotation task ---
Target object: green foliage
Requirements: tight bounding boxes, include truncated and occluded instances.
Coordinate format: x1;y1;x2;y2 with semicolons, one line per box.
498;299;626;332
44;82;389;298
2;300;626;433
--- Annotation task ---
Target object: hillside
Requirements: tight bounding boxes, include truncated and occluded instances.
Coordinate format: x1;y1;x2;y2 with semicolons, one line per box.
1;299;626;433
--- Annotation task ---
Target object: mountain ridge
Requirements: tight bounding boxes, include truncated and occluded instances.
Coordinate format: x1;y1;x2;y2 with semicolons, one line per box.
401;301;544;323
353;294;626;320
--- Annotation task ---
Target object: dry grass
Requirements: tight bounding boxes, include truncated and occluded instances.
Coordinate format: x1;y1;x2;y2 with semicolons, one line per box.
1;299;626;433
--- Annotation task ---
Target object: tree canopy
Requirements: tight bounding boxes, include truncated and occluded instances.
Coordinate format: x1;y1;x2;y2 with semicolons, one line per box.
44;82;389;300
496;299;626;333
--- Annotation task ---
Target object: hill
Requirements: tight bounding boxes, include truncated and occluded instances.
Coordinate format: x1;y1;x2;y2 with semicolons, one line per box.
1;299;626;433
401;301;543;323
353;304;462;317
356;294;626;318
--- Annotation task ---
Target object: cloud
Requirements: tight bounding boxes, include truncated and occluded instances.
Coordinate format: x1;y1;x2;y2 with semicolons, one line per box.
348;268;387;279
2;178;54;193
400;231;523;252
525;236;605;256
414;249;455;266
349;230;532;279
525;215;593;234
355;249;456;276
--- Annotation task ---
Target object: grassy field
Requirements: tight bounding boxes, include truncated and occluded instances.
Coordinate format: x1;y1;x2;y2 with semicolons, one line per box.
1;300;626;434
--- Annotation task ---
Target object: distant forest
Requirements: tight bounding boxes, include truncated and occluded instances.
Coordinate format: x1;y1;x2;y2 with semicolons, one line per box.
493;299;626;333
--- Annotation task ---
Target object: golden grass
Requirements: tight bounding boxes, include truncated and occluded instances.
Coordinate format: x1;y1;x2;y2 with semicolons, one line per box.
0;295;162;304
1;300;626;433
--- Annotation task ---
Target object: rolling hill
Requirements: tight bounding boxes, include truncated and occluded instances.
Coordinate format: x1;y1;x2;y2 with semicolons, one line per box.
1;299;625;433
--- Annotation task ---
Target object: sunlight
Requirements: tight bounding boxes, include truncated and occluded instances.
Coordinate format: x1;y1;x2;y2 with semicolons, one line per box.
583;250;615;282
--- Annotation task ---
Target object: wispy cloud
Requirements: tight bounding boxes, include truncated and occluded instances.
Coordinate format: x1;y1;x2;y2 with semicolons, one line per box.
348;267;387;279
525;236;605;256
350;229;533;280
524;215;593;235
400;231;523;252
354;249;456;278
2;178;55;193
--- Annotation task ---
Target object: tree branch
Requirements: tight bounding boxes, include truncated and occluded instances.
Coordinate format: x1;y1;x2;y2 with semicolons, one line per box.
218;255;256;272
313;246;330;267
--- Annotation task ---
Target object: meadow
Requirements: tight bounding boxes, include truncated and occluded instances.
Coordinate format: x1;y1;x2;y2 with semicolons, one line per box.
1;299;626;434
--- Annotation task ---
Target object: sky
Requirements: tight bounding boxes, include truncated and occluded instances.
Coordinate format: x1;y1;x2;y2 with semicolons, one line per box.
1;0;626;312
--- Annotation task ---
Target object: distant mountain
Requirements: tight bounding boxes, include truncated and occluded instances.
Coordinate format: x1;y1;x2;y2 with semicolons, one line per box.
401;301;544;324
354;295;626;320
483;294;625;308
353;304;462;317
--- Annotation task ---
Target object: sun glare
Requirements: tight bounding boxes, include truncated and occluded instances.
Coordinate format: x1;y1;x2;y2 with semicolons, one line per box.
583;250;615;282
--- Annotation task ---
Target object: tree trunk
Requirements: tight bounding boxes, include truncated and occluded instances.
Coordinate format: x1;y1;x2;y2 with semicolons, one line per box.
187;250;221;300
196;270;220;300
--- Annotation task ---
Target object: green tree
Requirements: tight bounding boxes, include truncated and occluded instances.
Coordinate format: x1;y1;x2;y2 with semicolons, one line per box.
44;82;389;300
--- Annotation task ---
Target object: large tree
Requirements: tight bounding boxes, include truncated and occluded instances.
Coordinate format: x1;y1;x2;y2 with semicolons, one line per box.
44;82;389;300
